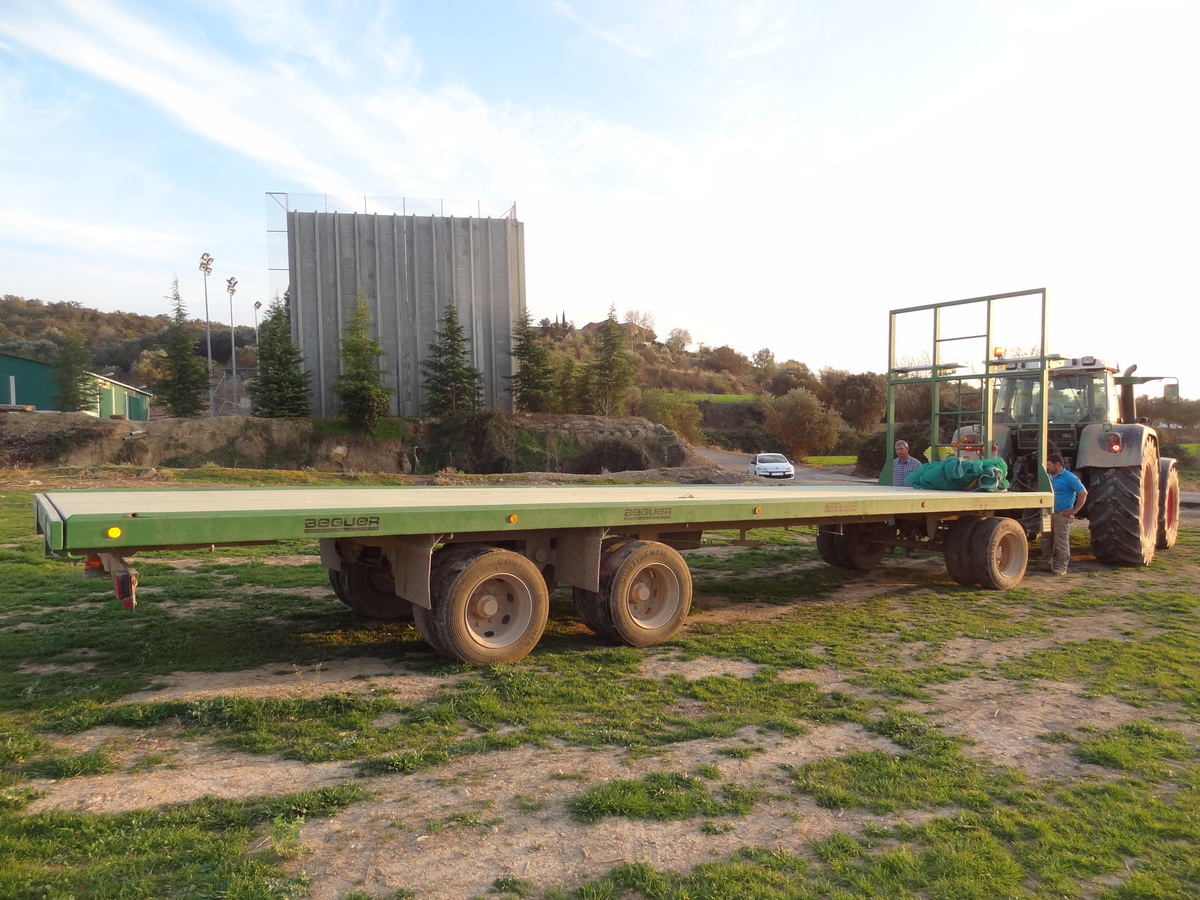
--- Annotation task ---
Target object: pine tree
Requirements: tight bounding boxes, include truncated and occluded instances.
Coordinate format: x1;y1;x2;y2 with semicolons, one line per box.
421;303;483;417
507;311;554;413
550;350;581;414
585;306;637;416
51;333;99;412
332;292;392;434
249;297;312;417
152;277;209;417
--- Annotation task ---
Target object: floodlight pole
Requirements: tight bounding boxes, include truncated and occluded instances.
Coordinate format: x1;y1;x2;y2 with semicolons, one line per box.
253;300;262;346
227;277;239;412
199;253;215;416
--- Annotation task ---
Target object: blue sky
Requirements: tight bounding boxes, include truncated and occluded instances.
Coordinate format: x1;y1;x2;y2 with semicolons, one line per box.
1;0;1197;396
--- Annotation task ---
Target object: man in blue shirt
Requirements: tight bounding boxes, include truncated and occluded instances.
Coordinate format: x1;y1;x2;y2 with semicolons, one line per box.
892;441;923;486
1045;452;1088;575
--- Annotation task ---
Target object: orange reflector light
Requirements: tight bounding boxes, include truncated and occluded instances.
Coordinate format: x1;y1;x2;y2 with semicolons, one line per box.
1104;434;1122;453
507;514;518;523
754;507;762;515
83;553;105;577
106;526;122;539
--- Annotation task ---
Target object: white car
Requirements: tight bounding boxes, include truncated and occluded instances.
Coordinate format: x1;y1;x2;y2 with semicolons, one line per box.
748;452;795;479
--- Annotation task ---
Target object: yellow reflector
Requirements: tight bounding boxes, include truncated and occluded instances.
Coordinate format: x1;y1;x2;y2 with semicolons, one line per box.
508;514;518;523
106;526;122;539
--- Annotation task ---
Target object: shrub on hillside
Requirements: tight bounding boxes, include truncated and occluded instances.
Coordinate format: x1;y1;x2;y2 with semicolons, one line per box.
704;425;772;454
563;437;652;474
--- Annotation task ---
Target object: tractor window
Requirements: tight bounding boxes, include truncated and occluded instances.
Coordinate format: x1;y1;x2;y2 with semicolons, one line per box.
993;376;1041;424
1050;373;1113;423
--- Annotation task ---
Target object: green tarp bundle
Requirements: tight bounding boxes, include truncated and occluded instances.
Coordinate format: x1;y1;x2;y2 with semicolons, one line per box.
906;456;1010;492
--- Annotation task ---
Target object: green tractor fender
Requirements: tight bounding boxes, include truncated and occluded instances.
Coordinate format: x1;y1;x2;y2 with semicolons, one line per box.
1076;423;1158;471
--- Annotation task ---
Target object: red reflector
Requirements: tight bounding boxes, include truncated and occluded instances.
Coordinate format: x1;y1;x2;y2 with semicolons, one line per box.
1105;434;1122;452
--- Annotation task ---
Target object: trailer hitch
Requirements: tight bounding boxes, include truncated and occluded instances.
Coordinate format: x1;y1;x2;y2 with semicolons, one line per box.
83;552;139;610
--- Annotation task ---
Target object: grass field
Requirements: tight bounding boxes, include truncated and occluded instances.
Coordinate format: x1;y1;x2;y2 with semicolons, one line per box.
1;471;1198;899
684;394;755;404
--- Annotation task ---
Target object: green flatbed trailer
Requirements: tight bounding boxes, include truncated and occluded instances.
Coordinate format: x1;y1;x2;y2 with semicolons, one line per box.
33;482;1051;665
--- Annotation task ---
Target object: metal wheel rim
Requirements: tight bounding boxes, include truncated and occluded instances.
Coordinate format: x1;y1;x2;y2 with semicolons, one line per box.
463;573;536;649
995;531;1024;578
1141;461;1157;541
623;563;684;630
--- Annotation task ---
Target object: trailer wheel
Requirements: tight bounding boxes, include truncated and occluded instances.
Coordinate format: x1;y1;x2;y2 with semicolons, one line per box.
1157;459;1180;550
598;540;692;647
836;523;889;571
944;518;981;587
816;525;848;568
572;539;632;640
1088;455;1160;566
327;567;354;608
343;558;414;621
969;517;1027;590
432;547;549;665
414;546;479;654
412;602;443;654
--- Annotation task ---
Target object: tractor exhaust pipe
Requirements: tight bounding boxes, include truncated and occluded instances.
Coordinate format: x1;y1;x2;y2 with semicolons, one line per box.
1120;364;1137;423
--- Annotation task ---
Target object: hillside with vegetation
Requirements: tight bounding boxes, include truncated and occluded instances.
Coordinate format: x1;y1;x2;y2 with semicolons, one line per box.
5;293;1200;473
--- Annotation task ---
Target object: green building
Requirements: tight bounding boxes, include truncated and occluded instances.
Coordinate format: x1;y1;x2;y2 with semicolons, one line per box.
0;352;152;421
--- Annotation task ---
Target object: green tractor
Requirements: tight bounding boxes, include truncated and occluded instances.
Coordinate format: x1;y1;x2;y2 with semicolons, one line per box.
953;356;1181;566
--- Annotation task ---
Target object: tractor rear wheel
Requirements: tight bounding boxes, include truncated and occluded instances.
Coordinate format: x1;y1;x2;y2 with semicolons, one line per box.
1088;455;1160;566
1157;460;1181;550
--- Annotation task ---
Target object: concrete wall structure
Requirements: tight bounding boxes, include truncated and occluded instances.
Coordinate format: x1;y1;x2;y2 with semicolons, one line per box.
287;211;525;418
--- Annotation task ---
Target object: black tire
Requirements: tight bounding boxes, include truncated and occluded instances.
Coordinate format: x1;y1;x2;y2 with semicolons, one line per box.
816;525;849;568
571;539;629;640
969;517;1027;590
327;567;355;608
597;540;692;647
1087;456;1160;566
572;586;619;640
431;547;549;665
1157;460;1180;550
415;546;479;654
944;518;981;586
342;558;414;621
412;601;443;654
835;523;889;571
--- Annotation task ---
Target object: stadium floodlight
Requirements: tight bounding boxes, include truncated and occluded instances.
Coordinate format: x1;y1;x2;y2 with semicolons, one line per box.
227;277;238;412
199;254;215;416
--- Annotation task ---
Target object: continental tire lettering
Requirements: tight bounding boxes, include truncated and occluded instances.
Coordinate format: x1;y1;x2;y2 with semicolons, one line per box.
624;506;673;521
303;515;381;534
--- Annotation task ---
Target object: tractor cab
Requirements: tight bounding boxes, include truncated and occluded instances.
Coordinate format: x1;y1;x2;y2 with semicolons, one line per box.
992;357;1120;468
